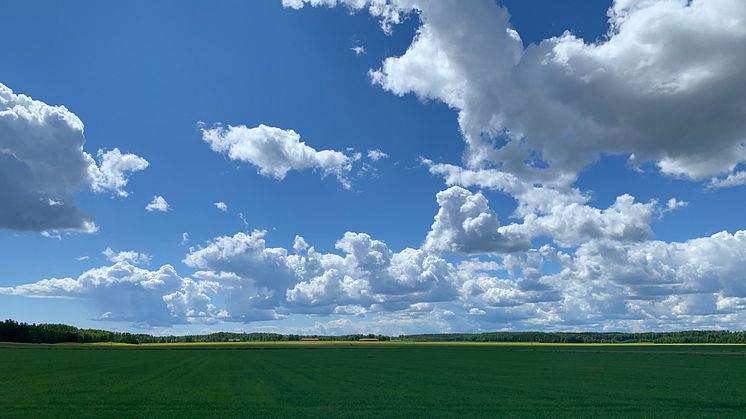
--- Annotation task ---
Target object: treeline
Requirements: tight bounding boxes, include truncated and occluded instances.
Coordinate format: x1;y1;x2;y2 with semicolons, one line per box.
398;331;746;344
157;332;389;343
4;319;746;344
0;320;161;344
0;320;388;344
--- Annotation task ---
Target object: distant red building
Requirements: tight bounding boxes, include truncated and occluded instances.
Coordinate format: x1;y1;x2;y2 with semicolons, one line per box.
300;337;320;341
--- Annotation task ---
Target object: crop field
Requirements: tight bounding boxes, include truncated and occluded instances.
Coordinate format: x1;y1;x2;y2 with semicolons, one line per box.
2;343;746;418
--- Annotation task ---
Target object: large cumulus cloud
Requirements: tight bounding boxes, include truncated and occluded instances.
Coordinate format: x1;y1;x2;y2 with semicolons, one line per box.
183;229;457;318
0;83;148;232
423;181;670;251
538;230;746;330
0;262;217;326
288;0;746;185
423;186;530;254
1;229;458;326
5;226;746;331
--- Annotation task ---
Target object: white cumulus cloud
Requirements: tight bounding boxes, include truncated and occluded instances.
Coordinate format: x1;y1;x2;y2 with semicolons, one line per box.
201;123;357;189
291;0;746;184
0;83;147;232
0;262;216;326
423;186;530;254
91;148;149;197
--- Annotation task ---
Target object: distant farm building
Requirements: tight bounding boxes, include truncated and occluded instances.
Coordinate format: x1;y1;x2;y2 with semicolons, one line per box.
227;338;241;342
300;337;320;341
359;338;379;342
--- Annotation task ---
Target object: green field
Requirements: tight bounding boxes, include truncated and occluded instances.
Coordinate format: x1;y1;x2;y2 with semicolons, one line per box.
2;343;746;418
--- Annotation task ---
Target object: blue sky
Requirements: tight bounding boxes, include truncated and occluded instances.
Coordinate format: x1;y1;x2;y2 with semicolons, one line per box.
2;0;746;335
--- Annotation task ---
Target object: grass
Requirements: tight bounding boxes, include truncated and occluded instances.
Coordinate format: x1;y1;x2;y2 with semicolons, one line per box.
2;343;746;418
7;340;746;348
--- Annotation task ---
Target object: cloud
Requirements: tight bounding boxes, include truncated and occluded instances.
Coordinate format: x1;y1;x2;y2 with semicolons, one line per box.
102;247;152;265
423;160;581;212
238;212;249;227
438;229;746;331
709;171;746;189
424;161;680;248
0;82;147;232
293;235;309;253
456;251;560;313
5;224;746;330
367;149;388;161
145;196;170;212
282;0;406;33
201;123;357;188
286;234;457;313
91;149;149;197
184;230;298;291
0;149;695;331
0;262;214;326
41;231;62;240
286;268;372;309
539;230;746;329
182;230;303;322
182;229;457;317
351;45;366;56
517;194;660;248
423;186;530;254
292;1;746;184
214;201;228;212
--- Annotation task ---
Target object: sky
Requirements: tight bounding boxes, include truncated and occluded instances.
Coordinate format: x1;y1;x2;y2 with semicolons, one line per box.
1;0;746;336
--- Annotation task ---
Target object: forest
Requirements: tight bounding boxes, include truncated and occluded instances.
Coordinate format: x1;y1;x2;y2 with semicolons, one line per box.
3;319;746;344
0;320;387;344
399;330;746;344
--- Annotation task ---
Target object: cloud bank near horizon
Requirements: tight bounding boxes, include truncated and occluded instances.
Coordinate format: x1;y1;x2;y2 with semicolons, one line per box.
4;186;745;333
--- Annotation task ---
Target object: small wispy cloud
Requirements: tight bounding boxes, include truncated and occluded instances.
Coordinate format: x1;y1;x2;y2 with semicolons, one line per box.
102;247;152;265
145;196;170;212
367;149;388;161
